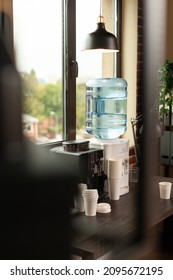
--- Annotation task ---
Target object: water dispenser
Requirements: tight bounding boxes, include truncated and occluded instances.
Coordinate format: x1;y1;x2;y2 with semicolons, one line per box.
86;78;129;196
86;78;127;140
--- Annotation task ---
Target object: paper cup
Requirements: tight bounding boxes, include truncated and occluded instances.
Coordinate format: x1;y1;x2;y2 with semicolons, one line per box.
83;196;98;216
107;158;123;179
82;189;98;216
108;178;121;200
159;182;172;199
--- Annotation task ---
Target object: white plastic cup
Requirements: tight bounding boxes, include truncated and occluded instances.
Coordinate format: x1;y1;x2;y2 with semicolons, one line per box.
74;183;87;212
159;182;172;199
108;178;121;200
107;158;123;179
83;189;98;194
82;189;98;216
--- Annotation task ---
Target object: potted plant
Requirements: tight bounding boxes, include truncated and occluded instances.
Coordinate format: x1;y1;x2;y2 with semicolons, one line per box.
159;59;173;125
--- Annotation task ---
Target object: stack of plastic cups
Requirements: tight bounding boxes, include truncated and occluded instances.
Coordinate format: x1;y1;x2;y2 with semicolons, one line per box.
82;189;99;216
107;158;123;200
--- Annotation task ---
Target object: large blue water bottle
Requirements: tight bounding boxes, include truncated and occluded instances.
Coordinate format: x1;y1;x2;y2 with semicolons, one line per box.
86;78;127;139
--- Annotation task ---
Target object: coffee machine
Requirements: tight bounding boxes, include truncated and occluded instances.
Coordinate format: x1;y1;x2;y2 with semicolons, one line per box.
50;138;129;197
50;140;107;197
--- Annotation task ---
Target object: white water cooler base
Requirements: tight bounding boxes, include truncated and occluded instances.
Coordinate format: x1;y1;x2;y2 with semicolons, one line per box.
89;138;129;196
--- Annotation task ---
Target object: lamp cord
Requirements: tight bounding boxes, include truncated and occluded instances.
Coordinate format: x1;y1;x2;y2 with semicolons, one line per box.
100;0;102;17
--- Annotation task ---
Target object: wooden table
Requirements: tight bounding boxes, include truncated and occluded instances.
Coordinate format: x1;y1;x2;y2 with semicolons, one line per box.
70;176;173;259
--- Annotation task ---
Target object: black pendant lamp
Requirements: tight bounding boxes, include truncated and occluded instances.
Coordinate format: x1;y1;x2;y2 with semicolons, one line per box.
82;0;119;52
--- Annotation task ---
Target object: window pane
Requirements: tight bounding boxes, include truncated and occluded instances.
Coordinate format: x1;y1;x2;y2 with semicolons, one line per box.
76;0;117;139
13;0;63;144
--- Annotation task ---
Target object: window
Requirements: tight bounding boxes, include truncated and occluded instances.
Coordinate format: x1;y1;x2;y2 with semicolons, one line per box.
13;0;63;143
76;0;119;139
12;0;119;144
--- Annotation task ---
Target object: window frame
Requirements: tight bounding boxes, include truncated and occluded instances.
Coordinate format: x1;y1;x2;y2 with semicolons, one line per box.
63;0;76;141
63;0;122;142
63;0;122;141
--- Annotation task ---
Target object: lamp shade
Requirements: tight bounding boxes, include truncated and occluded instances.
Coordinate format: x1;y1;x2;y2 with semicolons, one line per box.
82;22;119;52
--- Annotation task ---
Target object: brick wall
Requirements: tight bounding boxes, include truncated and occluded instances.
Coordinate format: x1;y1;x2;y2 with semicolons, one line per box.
129;146;136;166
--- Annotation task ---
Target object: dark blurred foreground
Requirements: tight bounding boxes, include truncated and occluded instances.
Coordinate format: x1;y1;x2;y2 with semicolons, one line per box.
0;33;77;260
